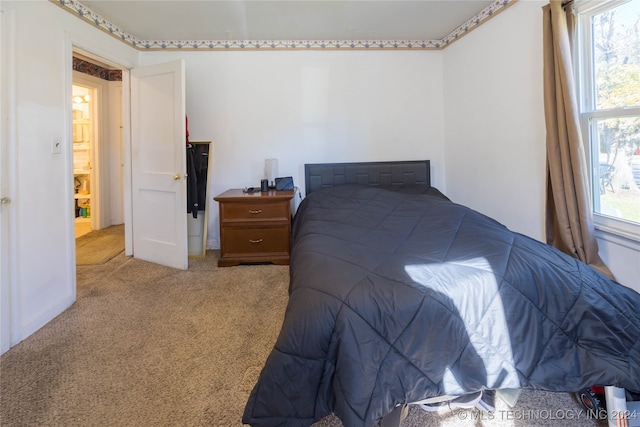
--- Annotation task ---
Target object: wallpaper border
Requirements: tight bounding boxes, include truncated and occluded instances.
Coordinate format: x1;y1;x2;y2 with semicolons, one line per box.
53;0;516;51
73;57;122;81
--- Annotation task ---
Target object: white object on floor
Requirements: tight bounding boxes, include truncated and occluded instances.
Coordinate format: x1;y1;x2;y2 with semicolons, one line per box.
415;392;483;412
496;388;522;408
605;386;640;427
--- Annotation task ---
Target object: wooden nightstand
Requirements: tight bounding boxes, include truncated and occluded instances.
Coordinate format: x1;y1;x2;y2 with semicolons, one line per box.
214;189;295;267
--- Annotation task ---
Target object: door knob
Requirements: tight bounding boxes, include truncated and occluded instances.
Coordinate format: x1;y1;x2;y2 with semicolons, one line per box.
1;197;11;206
173;174;181;181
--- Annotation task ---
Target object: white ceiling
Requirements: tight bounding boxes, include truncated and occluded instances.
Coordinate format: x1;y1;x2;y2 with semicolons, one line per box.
74;0;503;44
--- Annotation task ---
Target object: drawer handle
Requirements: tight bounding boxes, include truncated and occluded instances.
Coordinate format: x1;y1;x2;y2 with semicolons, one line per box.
249;239;263;244
249;209;262;214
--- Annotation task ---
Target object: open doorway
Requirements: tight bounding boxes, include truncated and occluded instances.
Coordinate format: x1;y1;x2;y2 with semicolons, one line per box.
72;52;125;265
71;82;95;238
71;56;190;269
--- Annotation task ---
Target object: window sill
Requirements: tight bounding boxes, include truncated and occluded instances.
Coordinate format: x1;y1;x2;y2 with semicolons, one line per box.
594;222;640;251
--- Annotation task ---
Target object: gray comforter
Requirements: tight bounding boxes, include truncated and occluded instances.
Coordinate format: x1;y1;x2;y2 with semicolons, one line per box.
243;185;640;427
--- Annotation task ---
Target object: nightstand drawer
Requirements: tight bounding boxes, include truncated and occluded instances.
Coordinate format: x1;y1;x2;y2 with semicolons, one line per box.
220;201;289;222
221;226;290;257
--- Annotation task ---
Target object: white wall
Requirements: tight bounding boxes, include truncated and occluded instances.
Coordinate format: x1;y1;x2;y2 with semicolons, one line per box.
140;50;446;249
443;0;547;241
1;0;138;351
597;232;640;293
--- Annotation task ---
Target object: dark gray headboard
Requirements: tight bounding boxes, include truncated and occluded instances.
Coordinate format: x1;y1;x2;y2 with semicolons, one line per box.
304;160;431;195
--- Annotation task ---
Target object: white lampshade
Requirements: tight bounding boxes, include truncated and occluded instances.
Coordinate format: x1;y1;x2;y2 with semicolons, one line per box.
265;158;278;183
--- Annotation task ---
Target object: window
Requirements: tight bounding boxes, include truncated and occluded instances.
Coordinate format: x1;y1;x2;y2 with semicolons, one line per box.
576;0;640;239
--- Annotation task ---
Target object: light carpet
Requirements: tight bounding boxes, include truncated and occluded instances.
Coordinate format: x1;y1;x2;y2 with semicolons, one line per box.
0;251;603;426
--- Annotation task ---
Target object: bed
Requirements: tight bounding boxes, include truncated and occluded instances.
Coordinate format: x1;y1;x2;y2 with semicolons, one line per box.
242;160;640;427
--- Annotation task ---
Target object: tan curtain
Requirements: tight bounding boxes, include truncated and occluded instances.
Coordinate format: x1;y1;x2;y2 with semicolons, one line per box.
542;1;614;279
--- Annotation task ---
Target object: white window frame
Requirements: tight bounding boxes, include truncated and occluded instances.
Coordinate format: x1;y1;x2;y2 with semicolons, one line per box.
575;0;640;242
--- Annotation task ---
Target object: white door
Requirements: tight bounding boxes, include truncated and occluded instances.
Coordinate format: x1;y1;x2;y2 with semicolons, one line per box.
1;5;14;354
130;60;187;270
0;124;10;355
